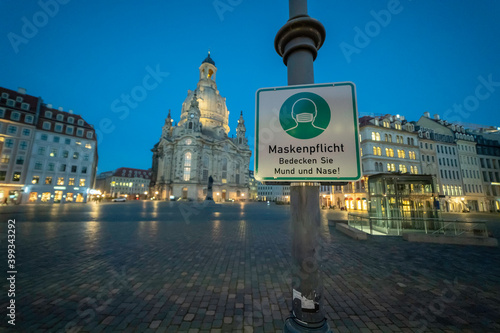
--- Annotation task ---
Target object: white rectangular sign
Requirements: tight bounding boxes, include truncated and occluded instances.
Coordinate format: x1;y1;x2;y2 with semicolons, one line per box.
255;82;361;182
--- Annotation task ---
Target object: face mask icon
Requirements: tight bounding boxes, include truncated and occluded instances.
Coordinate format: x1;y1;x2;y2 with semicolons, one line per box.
296;113;314;123
286;98;326;132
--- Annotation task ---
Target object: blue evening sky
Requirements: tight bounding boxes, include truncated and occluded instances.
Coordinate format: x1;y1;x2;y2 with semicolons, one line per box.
1;0;499;173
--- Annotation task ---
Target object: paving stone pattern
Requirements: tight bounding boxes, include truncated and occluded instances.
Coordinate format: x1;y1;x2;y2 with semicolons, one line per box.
0;202;499;332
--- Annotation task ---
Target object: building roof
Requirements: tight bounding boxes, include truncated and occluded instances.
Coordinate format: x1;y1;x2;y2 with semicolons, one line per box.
111;167;152;179
202;52;215;66
0;86;40;112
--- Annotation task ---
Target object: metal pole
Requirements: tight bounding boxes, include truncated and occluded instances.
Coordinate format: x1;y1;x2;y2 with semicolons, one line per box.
275;1;330;332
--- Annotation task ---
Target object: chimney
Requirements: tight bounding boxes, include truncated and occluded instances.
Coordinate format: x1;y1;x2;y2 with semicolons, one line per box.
400;116;405;121
434;114;440;120
47;104;53;108
17;87;26;95
424;112;430;118
58;106;63;111
69;110;74;114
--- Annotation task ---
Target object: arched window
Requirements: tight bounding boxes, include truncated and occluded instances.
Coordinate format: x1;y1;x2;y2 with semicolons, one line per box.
183;152;192;181
235;162;241;184
221;158;227;183
202;156;209;181
188;122;193;129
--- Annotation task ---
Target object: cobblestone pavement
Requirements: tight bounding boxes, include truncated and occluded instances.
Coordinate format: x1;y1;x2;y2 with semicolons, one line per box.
1;202;499;332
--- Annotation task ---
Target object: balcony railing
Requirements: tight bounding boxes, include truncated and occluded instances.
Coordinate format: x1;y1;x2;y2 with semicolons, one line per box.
348;213;488;237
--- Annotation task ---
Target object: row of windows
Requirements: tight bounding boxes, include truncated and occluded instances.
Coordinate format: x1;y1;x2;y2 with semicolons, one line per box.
437;145;456;155
44;110;84;126
421;154;436;163
465;183;482;194
0;94;30;107
42;121;93;139
373;162;418;174
34;162;88;174
461;155;478;166
442;185;462;196
2;139;29;150
371;132;416;145
462;169;480;179
36;147;90;161
0;124;32;136
440;169;460;180
420;142;434;150
371;147;417;159
0;109;33;122
0;171;21;182
480;158;499;169
39;133;93;149
111;181;146;187
31;175;86;186
0;154;25;165
483;171;500;183
438;158;458;168
458;144;476;153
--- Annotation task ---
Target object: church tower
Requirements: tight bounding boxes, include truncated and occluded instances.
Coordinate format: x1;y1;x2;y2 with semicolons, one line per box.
178;53;230;133
161;109;173;138
236;111;247;145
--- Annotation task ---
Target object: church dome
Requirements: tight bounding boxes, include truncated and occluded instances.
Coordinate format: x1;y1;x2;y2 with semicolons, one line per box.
202;52;215;66
179;53;230;134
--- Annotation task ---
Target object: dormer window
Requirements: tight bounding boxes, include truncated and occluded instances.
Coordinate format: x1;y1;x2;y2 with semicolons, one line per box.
21;103;29;110
1;93;8;99
16;96;23;103
10;112;20;121
68;117;74;124
45;111;52;118
77;119;84;126
6;99;15;107
56;114;64;121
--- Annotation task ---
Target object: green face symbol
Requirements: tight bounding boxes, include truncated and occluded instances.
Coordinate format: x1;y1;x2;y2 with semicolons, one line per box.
279;92;330;139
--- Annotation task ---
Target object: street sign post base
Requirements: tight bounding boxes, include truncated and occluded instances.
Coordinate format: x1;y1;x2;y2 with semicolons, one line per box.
284;317;332;333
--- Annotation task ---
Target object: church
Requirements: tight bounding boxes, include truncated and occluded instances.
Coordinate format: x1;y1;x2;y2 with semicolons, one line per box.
149;53;252;201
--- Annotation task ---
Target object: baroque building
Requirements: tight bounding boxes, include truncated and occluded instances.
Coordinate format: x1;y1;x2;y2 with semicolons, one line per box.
150;54;251;201
0;86;98;204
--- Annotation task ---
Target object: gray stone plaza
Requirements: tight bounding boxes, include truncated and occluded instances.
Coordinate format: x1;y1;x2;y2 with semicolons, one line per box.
1;202;500;332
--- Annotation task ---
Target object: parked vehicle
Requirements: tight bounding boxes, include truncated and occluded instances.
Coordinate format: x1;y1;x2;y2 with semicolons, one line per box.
112;197;126;202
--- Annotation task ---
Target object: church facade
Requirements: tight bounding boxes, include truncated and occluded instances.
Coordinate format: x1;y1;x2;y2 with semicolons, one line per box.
149;54;251;201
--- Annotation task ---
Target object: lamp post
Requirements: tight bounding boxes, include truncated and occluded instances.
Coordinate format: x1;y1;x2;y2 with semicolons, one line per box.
275;1;330;332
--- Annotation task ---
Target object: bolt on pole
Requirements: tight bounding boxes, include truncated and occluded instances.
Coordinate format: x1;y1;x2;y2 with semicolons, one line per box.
274;0;331;332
